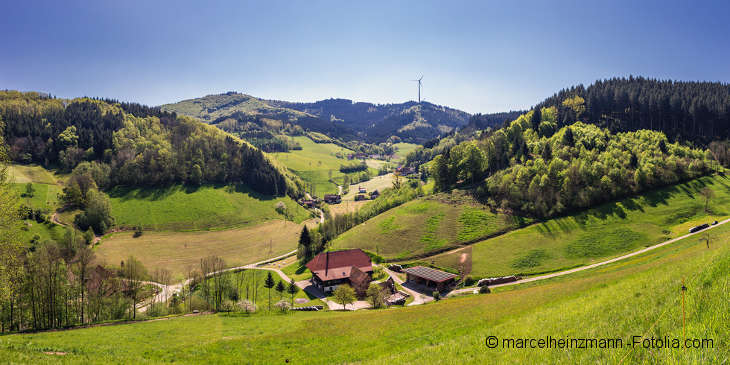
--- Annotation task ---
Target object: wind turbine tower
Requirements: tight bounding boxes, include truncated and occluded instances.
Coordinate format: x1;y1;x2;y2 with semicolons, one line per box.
411;75;423;103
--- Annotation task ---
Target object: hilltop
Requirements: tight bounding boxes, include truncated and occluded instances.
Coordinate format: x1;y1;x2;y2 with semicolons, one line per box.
161;92;473;144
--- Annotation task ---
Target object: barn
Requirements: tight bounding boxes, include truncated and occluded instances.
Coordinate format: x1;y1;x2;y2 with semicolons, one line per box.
403;266;457;292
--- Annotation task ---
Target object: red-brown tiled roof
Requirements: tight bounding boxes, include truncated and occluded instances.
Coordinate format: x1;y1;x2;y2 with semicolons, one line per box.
306;249;373;281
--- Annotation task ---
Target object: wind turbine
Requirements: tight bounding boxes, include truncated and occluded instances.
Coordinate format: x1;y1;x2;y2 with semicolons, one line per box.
410;75;423;103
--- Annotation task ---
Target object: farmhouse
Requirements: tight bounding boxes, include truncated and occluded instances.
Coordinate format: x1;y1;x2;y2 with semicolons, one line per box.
300;199;317;208
306;249;373;295
324;194;341;204
403;266;457;292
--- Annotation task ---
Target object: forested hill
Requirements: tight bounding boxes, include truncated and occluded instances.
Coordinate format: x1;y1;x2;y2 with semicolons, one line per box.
534;77;730;144
0;91;300;197
430;109;712;219
274;98;470;143
161;92;471;143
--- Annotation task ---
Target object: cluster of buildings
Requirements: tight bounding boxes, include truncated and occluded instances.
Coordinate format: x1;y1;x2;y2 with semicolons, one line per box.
305;248;457;305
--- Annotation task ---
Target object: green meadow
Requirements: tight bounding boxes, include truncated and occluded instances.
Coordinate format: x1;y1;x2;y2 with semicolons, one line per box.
432;174;730;278
1;215;726;364
271;136;376;195
330;195;524;260
108;184;311;231
392;142;420;162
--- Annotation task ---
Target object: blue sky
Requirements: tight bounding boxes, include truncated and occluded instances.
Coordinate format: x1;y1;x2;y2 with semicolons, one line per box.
1;1;728;113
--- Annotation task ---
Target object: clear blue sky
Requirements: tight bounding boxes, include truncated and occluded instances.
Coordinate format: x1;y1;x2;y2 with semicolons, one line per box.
1;1;729;113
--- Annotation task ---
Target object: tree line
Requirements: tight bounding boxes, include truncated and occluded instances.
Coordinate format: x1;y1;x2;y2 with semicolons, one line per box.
535;77;730;145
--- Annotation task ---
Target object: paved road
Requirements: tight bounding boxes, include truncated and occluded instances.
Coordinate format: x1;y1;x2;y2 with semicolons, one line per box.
448;218;730;296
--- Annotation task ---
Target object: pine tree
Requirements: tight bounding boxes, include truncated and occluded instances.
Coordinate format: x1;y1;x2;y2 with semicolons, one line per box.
263;272;275;311
287;279;299;306
530;108;542;131
562;127;575;147
297;226;312;262
275;280;285;299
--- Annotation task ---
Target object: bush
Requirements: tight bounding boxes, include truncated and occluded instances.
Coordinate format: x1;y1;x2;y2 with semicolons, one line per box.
133;226;143;238
479;285;491;294
274;300;291;313
464;276;476;286
237;299;256;313
432;291;440;301
221;299;236;312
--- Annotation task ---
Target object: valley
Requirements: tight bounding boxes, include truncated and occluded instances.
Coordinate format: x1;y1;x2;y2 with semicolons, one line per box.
1;78;728;364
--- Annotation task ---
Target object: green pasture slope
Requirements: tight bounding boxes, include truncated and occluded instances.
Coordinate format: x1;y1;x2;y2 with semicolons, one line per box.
8;164;67;244
271;136;376;195
433;174;730;278
391;142;420;162
1;214;726;364
330;194;526;260
108;184;310;231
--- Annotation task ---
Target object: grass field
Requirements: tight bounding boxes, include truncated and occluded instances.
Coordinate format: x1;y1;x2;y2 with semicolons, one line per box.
431;174;730;278
95;220;305;281
1;212;726;364
392;142;420;162
272;136;377;195
11;183;60;212
7;164;59;185
108;184;311;231
331;192;525;260
18;220;68;245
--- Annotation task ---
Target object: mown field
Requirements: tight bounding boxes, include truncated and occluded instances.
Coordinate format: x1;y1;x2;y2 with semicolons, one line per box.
95;220;304;281
391;142;420;162
432;174;730;278
108;185;310;231
8;164;69;245
271;136;376;195
330;192;525;260
1;214;726;364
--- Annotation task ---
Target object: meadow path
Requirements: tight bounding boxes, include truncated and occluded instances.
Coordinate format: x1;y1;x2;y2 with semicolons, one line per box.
448;218;730;296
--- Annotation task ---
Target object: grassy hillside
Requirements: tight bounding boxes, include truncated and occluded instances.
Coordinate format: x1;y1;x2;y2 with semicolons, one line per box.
432;174;730;278
331;192;526;260
108;184;310;231
2;215;726;363
8;164;60;185
271;136;376;195
95;220;305;280
392;142;420;162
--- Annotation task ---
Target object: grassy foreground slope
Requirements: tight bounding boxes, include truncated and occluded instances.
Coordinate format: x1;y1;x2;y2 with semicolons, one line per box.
108;185;310;231
433;174;730;278
1;215;727;364
331;193;525;259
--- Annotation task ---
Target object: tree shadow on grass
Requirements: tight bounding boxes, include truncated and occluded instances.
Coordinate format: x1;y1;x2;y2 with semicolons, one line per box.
107;185;181;202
